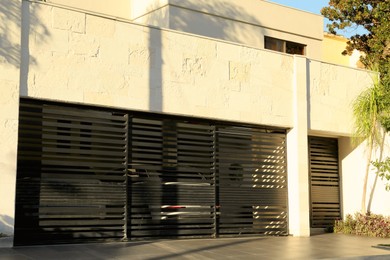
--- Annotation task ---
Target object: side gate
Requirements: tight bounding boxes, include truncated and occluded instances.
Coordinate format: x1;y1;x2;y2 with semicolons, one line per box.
308;136;341;228
216;126;288;236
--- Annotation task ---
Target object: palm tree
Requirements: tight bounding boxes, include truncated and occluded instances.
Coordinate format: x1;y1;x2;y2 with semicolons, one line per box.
352;74;387;214
366;79;390;212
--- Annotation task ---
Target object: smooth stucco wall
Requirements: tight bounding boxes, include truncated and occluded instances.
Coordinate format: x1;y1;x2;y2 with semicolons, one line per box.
168;6;323;59
322;34;363;68
132;5;170;28
47;0;131;18
130;0;168;20
132;0;323;60
339;137;390;216
287;56;310;237
168;0;323;40
0;0;21;236
322;35;350;67
24;2;295;128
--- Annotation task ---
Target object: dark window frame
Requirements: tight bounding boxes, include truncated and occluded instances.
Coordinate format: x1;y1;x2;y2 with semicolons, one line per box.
264;36;306;56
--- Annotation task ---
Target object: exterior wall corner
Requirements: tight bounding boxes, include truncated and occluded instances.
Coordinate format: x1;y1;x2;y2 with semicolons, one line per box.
287;56;310;237
0;0;22;243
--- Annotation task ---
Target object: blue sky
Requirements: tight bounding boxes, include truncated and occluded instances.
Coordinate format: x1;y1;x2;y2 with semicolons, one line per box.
268;0;364;38
268;0;329;14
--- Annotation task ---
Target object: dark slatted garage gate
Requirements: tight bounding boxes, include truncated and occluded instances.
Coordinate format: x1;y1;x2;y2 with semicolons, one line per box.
308;136;341;228
15;98;288;245
15;101;128;245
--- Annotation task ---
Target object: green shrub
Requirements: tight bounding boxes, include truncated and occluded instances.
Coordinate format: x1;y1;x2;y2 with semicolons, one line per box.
372;157;390;191
334;213;390;238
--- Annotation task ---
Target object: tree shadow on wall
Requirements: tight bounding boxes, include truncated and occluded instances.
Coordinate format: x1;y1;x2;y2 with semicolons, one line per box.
0;1;22;67
143;0;265;48
144;0;265;112
140;0;265;239
0;0;50;94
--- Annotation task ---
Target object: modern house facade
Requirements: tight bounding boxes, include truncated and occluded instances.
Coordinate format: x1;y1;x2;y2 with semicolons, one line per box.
1;0;389;246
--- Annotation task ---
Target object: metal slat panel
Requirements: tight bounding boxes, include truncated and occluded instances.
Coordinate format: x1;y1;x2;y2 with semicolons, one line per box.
216;126;288;237
15;100;127;246
128;117;216;240
309;136;341;228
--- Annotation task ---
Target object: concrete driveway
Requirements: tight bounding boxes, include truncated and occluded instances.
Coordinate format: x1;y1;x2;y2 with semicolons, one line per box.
1;233;390;259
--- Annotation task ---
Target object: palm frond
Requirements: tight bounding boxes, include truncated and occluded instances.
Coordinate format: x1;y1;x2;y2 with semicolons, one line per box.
352;80;386;147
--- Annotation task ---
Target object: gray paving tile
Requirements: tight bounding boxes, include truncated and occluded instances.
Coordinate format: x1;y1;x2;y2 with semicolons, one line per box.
0;234;390;259
0;254;33;260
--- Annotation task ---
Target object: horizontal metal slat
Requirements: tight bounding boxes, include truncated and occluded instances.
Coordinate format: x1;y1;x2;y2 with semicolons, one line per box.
15;99;128;246
309;136;340;228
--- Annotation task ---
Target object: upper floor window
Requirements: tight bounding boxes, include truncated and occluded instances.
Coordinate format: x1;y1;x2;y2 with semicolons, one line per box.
264;36;306;55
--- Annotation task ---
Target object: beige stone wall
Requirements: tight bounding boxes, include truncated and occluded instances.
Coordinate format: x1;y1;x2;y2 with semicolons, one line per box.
308;61;374;136
25;2;295;128
0;0;22;236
